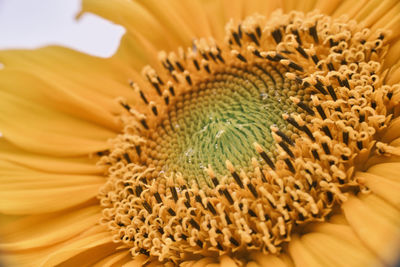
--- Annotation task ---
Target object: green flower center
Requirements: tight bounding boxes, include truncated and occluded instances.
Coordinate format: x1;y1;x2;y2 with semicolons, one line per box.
159;64;300;186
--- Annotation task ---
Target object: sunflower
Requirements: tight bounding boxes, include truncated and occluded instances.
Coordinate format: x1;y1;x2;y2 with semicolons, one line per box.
1;0;400;266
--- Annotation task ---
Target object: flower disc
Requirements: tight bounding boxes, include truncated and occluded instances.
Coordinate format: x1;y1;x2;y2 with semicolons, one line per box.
98;10;400;263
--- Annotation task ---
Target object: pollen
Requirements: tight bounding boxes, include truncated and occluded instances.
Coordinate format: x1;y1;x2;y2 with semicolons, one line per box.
97;10;399;263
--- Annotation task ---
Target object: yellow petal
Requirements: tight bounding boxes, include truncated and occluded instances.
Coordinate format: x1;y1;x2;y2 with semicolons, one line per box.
191;258;218;267
356;171;400;207
0;47;132;130
174;0;214;38
0;69;120;133
249;252;292;267
2;225;108;266
302;229;382;267
149;262;173;267
327;214;349;225
242;0;283;21
0;81;115;156
354;0;398;27
1;175;103;190
288;235;325;267
370;1;400;42
342;195;400;266
382;117;400;143
360;193;400;225
0;180;102;214
81;0;181;53
197;0;226;42
0;160;101;191
0;46;131;97
140;0;207;42
314;0;343;15
390;136;400;147
0;139;102;174
121;255;148;267
92;250;131;267
246;262;260;267
312;223;366;248
364;154;400;169
385;39;400;71
332;0;368;19
366;162;400;182
0;157;104;185
41;232;117;267
224;0;246;21
283;0;297;13
0;205;101;250
301;233;382;267
219;255;239;267
294;0;317;12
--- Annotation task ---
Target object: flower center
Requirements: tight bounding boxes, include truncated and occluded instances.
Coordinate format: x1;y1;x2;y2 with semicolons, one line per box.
154;63;299;187
97;10;399;263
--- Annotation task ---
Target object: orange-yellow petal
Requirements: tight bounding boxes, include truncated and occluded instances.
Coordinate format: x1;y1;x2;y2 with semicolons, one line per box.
121;255;149;267
0;185;101;215
93;250;131;267
288;235;325;267
40;231;117;267
0;205;101;250
0;139;102;175
0;160;103;214
301;231;382;267
342;195;400;266
355;171;400;207
81;0;182;57
249;252;292;267
0;62;122;131
0;77;116;156
366;162;400;182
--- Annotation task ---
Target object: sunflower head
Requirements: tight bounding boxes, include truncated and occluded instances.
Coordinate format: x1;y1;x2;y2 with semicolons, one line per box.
1;1;400;267
97;10;399;263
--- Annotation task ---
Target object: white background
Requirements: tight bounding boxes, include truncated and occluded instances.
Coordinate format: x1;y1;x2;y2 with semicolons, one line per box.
0;0;125;57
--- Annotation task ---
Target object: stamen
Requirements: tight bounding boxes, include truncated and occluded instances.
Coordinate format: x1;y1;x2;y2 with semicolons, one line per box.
226;160;244;188
290;97;315;116
254;143;275;170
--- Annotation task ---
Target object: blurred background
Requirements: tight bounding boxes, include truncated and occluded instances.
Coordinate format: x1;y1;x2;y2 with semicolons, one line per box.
0;0;125;57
